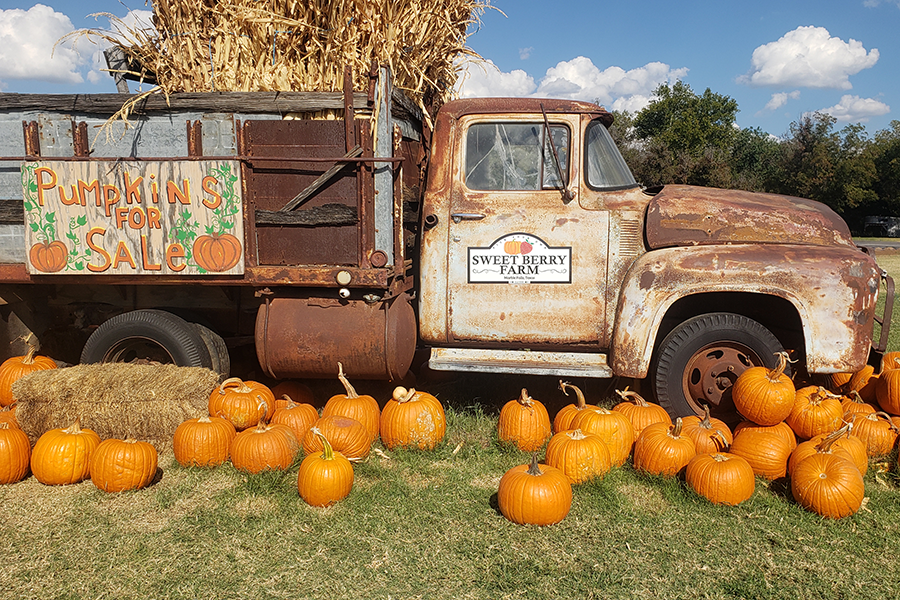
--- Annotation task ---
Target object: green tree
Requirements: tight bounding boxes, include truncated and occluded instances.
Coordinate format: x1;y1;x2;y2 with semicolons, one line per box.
869;121;900;214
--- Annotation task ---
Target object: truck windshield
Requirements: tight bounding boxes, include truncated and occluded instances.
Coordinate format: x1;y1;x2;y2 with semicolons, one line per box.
584;121;637;190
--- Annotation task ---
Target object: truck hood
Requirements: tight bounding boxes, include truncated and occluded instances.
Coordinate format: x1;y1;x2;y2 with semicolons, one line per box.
645;185;855;249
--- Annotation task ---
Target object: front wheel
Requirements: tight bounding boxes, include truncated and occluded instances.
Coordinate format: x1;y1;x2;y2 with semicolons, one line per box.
650;312;789;423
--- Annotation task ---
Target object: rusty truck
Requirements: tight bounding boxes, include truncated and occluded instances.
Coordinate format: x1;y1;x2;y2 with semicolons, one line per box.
0;67;892;421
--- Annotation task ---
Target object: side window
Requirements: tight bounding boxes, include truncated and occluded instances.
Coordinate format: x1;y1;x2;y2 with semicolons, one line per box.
465;123;569;191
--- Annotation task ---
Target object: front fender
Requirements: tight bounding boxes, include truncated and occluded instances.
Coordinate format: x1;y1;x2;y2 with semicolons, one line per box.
610;244;881;378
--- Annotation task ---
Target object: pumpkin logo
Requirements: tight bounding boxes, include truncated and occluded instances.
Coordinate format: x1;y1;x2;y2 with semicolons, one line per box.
503;240;533;255
28;240;68;273
192;232;242;272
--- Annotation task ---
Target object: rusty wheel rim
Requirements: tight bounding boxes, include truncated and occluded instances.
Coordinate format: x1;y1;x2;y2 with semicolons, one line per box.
683;341;760;422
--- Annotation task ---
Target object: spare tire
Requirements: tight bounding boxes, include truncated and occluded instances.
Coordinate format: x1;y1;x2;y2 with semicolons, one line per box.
81;309;213;369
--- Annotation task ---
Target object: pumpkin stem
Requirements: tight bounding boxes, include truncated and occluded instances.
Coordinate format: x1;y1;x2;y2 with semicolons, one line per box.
21;344;37;365
711;429;730;452
280;394;297;409
874;411;900;433
517;388;534;407
559;380;586;409
525;452;543;476
0;422;11;430
198;415;212;424
392;386;417;403
312;427;335;461
670;417;684;438
337;362;359;398
814;423;851;454
63;419;82;435
568;429;587;441
254;420;270;433
218;377;250;394
699;405;713;429
615;387;650;407
766;352;793;382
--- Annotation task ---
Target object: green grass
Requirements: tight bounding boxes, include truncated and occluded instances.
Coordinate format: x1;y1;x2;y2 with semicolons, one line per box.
2;252;900;599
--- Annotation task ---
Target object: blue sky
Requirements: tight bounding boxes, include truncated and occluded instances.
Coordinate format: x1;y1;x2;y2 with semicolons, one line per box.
1;0;899;138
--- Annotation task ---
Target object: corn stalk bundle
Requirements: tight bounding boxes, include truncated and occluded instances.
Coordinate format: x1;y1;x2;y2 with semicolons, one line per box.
85;0;492;117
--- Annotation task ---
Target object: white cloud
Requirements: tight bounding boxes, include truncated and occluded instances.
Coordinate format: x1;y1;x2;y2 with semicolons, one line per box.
0;4;83;86
739;26;878;89
518;47;533;60
815;94;890;122
863;0;900;7
457;56;688;113
762;90;801;112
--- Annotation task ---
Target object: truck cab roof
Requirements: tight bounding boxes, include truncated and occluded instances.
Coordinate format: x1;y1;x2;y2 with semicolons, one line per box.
437;97;614;126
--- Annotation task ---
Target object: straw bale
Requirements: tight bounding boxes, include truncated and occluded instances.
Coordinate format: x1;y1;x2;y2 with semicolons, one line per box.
74;0;494;119
12;364;219;447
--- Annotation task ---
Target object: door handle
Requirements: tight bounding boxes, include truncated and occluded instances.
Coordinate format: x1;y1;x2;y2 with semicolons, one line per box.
451;212;486;223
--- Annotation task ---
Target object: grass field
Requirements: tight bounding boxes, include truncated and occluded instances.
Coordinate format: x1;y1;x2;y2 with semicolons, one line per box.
1;251;899;600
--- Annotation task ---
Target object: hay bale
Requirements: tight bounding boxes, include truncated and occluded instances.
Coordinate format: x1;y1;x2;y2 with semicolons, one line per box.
12;364;219;446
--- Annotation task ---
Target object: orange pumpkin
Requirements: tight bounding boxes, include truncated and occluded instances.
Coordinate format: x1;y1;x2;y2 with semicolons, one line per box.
544;429;611;484
0;345;57;407
90;438;158;492
0;422;30;484
0;405;17;429
733;420;797;452
380;386;446;450
569;407;634;467
849;364;879;403
633;417;697;477
786;386;843;440
828;371;853;394
302;415;372;461
29;240;67;272
791;453;864;519
731;352;795;426
321;363;380;440
681;405;733;455
192;232;242;272
849;411;898;457
297;429;354;507
497;388;551;452
730;427;793;480
231;421;300;474
788;423;867;477
876;360;900;415
841;390;877;418
207;377;275;430
612;388;671;440
173;415;237;468
271;399;319;443
497;454;572;526
272;380;315;410
685;452;755;506
553;381;601;434
31;420;101;485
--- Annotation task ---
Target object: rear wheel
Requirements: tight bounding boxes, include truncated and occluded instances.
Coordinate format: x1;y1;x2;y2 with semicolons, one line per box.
81;309;213;369
650;312;788;423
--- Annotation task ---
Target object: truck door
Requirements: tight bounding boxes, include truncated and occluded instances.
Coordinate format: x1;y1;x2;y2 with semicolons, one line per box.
445;117;609;347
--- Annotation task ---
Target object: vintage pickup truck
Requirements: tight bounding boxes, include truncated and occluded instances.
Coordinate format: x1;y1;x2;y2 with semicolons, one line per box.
0;67;892;421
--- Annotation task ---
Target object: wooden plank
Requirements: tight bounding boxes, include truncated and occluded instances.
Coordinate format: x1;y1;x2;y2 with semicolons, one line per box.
0;199;23;224
255;204;357;227
279;145;363;212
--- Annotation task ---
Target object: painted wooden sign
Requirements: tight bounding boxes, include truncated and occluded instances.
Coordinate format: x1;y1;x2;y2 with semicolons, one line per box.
21;160;244;275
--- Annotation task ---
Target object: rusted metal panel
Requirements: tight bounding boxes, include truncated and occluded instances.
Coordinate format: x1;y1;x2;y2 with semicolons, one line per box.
610;244;882;378
645;185;855;249
428;347;613;377
255;293;416;379
438;98;613;126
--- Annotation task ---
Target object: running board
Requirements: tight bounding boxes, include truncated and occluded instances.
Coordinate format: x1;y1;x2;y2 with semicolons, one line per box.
428;348;613;378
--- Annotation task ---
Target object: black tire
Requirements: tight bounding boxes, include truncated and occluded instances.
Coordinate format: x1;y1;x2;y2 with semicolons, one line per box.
81;309;213;369
650;312;788;423
192;323;230;380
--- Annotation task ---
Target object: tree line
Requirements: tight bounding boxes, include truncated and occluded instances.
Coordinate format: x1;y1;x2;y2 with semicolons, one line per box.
609;81;900;234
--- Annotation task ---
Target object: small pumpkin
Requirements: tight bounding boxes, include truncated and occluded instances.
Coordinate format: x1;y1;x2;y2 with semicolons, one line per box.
729;427;792;480
633;417;697;477
380;386;446;450
271;398;319;443
569;406;634;466
612;388;671;439
849;411;899;457
786;386;844;440
321;363;380;441
303;415;372;461
90;438;158;492
231;421;300;474
685;452;755;506
497;388;552;452
731;351;795;426
497;453;572;526
173;415;237;468
544;429;611;484
0;422;30;484
681;405;733;454
207;377;275;430
297;428;354;507
0;344;57;407
553;381;601;433
31;419;101;485
791;453;865;519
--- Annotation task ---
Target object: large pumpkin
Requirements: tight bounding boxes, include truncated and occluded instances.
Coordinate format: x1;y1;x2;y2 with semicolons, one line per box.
303;415;372;461
497;454;572;526
207;377;275;430
612;388;671;440
0;345;57;407
553;381;602;434
786;386;843;440
633;417;697;477
791;453;865;519
681;405;733;454
544;429;611;484
380;387;446;450
231;421;300;474
321;363;380;440
90;438;158;492
297;429;354;507
730;427;793;480
0;422;30;484
731;351;795;426
192;232;242;272
569;407;634;467
31;419;101;485
685;452;755;506
173;415;237;468
498;388;552;452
